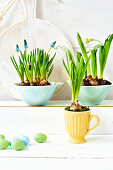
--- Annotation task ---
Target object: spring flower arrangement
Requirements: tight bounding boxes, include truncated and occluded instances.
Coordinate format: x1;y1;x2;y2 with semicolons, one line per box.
10;40;56;86
63;48;91;111
63;48;99;143
62;36;100;143
77;33;113;86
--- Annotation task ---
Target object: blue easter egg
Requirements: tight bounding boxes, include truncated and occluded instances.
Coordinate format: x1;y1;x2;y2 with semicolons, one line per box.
19;135;30;146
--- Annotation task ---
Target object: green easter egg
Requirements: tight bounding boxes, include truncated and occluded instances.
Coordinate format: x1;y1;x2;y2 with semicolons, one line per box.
34;133;47;143
11;140;25;151
0;134;5;139
0;139;9;150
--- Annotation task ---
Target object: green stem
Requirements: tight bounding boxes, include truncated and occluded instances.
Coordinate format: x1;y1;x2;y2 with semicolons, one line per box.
100;72;103;79
92;39;103;45
47;47;52;54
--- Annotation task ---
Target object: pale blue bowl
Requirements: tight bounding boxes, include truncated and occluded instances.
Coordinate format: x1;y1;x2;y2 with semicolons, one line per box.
78;85;113;106
67;81;113;106
10;83;63;106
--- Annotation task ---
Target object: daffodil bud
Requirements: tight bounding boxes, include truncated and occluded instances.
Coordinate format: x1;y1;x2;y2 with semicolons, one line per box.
85;38;93;44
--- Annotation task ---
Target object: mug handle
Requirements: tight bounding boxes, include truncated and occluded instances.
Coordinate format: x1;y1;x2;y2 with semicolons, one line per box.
87;115;100;134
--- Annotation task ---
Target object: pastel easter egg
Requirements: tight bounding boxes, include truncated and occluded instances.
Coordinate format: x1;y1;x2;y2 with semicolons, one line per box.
19;135;30;146
11;140;25;151
0;134;5;139
0;139;9;150
34;133;47;143
9;137;22;146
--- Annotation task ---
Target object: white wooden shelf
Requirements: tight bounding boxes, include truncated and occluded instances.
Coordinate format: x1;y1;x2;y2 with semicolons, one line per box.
1;134;113;159
0;100;113;170
0;134;113;170
0;100;113;106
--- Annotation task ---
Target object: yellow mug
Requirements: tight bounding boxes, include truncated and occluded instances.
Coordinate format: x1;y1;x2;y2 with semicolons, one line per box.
64;109;99;143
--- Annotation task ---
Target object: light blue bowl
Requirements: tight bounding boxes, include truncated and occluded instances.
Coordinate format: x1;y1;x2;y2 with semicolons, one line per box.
67;81;113;106
78;85;113;106
10;83;63;106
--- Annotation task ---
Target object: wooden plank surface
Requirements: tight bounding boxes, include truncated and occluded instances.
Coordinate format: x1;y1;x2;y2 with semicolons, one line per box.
0;101;113;169
0;134;113;159
1;158;113;170
0;100;113;106
0;102;113;135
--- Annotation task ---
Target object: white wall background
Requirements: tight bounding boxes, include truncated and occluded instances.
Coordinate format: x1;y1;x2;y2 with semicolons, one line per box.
0;0;113;100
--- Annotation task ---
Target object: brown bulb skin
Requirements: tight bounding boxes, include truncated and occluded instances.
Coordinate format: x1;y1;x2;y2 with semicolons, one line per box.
70;102;82;111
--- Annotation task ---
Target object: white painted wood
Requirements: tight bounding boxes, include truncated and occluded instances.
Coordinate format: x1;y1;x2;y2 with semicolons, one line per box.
0;102;113;135
36;0;113;47
0;102;113;168
0;100;113;106
0;135;113;159
1;158;113;170
0;0;25;34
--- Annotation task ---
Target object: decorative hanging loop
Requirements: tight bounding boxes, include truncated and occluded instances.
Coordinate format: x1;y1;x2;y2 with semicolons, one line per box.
0;0;16;22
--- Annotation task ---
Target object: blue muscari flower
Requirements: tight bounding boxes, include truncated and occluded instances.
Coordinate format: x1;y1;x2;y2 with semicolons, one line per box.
24;39;28;49
24;45;28;48
16;44;20;52
50;41;56;48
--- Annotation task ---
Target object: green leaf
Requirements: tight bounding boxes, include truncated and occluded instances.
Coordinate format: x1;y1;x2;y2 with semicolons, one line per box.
62;48;91;103
47;64;54;79
10;56;23;82
46;53;56;72
77;32;91;75
62;59;69;75
99;46;105;79
91;49;97;79
104;34;113;57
